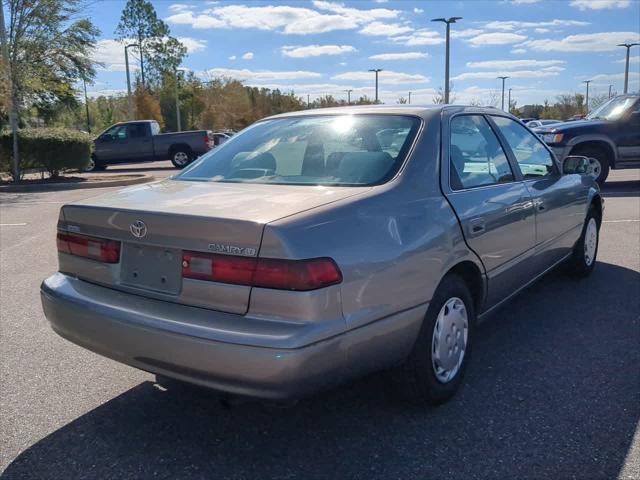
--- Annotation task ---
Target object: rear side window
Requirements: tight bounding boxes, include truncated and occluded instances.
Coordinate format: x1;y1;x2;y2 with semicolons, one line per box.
449;115;514;190
177;115;421;186
128;123;147;138
491;116;557;178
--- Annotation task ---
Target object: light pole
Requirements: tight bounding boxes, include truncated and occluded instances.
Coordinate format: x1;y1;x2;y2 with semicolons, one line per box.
124;43;138;119
408;91;412;104
344;89;353;105
498;76;509;111
0;4;19;181
508;88;512;113
431;16;462;104
582;80;592;115
175;68;185;132
617;43;639;94
82;77;91;133
368;69;382;103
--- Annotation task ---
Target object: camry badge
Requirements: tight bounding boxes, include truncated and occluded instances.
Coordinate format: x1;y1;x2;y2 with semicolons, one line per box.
130;220;147;239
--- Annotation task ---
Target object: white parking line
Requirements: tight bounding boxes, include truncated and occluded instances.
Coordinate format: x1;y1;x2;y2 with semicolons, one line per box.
0;223;27;226
603;219;639;223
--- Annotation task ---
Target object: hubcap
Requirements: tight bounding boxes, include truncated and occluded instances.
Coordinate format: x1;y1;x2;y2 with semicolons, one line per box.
584;218;598;266
83;158;95;172
431;297;468;383
585;157;602;181
174;151;189;166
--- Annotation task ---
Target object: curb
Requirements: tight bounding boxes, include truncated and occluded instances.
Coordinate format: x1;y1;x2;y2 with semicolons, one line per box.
0;174;155;193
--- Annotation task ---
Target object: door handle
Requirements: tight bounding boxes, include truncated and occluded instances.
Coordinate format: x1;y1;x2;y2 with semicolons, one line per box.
468;219;486;237
535;199;546;211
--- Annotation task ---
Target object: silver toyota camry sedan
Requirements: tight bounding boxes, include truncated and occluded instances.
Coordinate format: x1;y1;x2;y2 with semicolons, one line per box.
41;105;602;405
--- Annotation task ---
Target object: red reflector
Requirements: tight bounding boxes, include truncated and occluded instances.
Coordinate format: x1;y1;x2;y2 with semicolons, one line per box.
182;252;342;291
56;232;121;263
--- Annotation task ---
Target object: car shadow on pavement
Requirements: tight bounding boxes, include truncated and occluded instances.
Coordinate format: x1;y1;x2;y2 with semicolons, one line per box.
3;262;639;480
601;179;640;197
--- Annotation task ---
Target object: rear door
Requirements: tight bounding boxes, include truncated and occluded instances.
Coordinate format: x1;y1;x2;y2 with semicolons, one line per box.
489;115;586;270
125;123;154;162
442;112;537;308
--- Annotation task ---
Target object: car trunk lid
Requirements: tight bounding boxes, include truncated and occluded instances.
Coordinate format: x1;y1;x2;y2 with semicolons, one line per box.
58;179;366;313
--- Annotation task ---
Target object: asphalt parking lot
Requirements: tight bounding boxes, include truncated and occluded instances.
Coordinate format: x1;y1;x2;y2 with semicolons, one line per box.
1;166;638;479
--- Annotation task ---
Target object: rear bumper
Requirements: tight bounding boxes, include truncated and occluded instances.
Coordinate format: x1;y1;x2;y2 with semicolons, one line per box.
41;273;424;399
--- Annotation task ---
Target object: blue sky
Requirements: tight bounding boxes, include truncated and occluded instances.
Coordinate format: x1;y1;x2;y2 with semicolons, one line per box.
88;0;640;106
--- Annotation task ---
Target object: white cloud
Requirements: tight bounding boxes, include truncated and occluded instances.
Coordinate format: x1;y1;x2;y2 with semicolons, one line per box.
468;33;528;46
204;68;322;81
467;59;566;69
359;21;413;36
167;2;399;35
332;70;430;84
511;48;527;54
570;0;630;10
374;0;389;3
282;45;357;58
228;55;236;60
168;3;191;12
511;0;542;3
312;1;398;22
177;37;207;53
451;29;486;39
522;32;640;52
369;52;429;61
484;19;590;31
242;52;254;60
453;67;564;81
582;72;639;82
393;30;444;46
614;55;640;64
413;8;424;14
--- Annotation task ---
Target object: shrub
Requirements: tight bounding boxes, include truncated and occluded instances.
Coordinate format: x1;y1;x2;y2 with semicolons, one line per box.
0;128;93;179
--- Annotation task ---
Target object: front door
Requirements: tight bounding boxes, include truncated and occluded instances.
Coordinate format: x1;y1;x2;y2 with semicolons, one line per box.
95;124;129;163
617;99;640;164
443;112;537;308
489;115;586;270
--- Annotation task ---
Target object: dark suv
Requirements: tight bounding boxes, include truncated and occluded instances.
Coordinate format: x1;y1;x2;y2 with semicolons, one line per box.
534;95;640;184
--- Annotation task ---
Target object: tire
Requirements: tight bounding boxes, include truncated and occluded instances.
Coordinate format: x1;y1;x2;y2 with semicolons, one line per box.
566;206;600;278
571;145;610;186
390;274;475;405
170;148;193;169
82;155;106;172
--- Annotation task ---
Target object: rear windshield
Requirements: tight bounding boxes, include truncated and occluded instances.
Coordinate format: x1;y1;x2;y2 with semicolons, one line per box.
176;115;421;186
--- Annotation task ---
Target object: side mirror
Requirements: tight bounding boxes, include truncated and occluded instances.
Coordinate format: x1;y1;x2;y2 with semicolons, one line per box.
99;134;113;143
562;155;589;175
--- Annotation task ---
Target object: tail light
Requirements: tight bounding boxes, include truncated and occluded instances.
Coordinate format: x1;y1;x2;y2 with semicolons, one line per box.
57;232;120;263
182;252;342;291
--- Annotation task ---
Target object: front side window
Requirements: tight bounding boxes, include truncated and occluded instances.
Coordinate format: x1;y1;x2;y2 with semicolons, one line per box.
491;116;556;178
588;96;638;121
449;115;514;190
177;115;420;186
104;125;128;141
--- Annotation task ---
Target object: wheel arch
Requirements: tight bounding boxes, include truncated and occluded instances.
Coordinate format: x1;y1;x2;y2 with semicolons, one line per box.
587;191;603;228
168;143;193;158
444;260;486;315
569;138;617;167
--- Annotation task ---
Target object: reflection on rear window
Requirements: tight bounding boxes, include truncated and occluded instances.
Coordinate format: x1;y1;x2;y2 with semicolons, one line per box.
176;115;421;186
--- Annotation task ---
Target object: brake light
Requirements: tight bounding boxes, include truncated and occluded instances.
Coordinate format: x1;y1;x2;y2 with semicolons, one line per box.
57;232;121;263
182;252;342;291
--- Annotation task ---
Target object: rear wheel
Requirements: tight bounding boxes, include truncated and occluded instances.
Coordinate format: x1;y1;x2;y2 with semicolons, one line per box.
571;145;610;185
566;207;600;277
170;148;193;169
390;274;475;405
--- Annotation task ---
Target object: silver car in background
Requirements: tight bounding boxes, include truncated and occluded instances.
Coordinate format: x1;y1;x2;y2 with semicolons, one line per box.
41;106;603;405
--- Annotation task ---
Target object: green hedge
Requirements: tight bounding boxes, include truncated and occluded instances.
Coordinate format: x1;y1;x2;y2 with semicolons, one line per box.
0;128;93;179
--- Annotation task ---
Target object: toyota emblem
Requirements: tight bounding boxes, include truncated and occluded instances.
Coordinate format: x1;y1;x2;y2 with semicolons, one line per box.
130;220;147;239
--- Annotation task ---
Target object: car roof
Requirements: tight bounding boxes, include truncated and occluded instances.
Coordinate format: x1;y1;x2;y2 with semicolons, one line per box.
263;104;507;121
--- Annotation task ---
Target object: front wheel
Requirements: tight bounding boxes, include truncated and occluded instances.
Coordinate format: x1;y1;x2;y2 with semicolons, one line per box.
390;274;475;405
82;155;106;172
566;207;600;277
171;149;193;169
572;146;610;185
